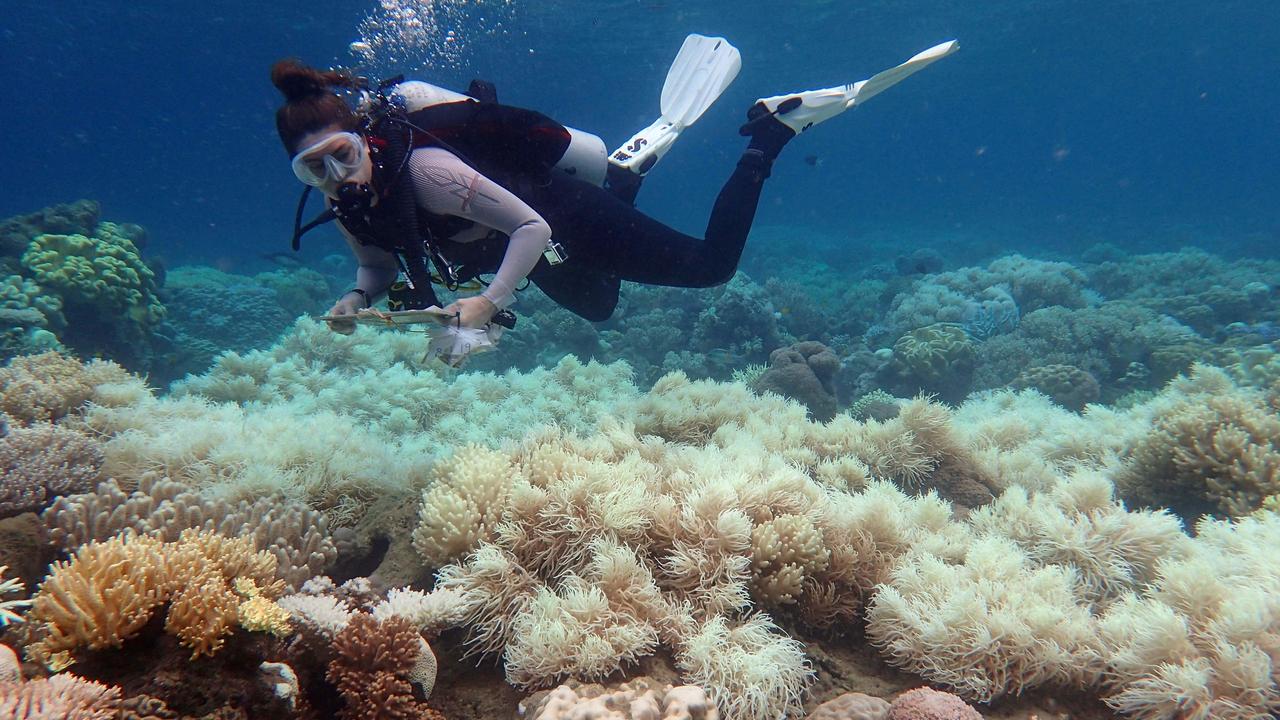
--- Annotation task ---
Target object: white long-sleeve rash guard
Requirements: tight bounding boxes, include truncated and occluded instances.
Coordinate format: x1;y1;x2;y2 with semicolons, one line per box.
340;146;553;308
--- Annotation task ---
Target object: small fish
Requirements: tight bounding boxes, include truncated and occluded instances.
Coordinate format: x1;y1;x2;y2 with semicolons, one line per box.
803;154;822;167
260;251;306;269
705;348;735;364
349;40;373;57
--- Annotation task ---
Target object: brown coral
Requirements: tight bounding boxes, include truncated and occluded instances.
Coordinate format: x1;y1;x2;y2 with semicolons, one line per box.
28;529;286;661
0;422;104;519
753;341;841;422
1010;363;1101;411
327;612;427;720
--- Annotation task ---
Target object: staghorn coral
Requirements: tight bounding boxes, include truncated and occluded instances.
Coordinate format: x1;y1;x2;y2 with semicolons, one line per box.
0;422;103;519
28;529;286;661
326;612;429;720
43;476;336;590
0;673;122;720
1116;366;1280;520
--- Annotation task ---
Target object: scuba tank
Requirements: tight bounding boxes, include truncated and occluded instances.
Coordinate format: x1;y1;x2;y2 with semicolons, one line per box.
387;80;609;187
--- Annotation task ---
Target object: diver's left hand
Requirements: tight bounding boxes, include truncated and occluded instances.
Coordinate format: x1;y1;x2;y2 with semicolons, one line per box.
444;295;498;329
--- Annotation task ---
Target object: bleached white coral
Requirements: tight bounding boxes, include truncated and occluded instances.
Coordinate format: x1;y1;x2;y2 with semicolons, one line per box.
371;586;470;633
1099;511;1280;719
277;593;353;639
675;614;813;720
413;444;518;567
0;565;30;626
865;536;1107;702
968;471;1190;607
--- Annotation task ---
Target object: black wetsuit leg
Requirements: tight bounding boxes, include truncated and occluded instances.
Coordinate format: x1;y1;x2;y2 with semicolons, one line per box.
525;149;774;292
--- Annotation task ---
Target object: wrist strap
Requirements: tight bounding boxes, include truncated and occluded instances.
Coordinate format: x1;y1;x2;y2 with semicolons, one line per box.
348;288;372;308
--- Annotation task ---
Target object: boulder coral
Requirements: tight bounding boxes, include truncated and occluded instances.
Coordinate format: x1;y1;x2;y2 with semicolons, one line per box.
753;341;841;421
21;223;165;368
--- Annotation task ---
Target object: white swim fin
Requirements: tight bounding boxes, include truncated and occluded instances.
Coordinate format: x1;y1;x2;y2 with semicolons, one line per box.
610;34;742;176
744;40;959;136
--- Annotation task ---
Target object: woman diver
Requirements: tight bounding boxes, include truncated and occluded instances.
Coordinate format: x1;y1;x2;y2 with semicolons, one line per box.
271;37;957;340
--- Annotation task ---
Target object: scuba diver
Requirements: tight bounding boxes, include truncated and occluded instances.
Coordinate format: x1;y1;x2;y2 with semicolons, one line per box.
273;35;958;356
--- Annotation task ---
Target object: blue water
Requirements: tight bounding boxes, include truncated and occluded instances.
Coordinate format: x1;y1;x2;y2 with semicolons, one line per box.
5;0;1278;272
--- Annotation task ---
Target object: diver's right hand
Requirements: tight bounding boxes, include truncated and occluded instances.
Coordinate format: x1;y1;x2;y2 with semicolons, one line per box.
324;293;365;335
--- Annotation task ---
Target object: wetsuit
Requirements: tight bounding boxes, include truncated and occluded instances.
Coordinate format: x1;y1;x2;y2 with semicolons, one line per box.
341;131;786;322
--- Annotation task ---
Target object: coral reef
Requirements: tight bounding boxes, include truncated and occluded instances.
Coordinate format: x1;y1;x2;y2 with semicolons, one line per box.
884;324;975;402
27;529;287;662
0;422;103;519
0;351;142;426
21;223;164;369
1115;366;1280;520
43;476;336;590
752;341;841;421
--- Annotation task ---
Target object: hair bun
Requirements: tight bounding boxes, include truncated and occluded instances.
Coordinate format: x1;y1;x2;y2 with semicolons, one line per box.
271;59;339;101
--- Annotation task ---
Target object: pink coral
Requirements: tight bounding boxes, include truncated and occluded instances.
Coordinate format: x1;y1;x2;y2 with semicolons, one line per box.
886;688;982;720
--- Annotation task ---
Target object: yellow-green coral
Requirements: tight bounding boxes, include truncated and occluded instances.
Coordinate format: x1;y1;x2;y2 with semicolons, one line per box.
890;323;976;400
21;224;164;332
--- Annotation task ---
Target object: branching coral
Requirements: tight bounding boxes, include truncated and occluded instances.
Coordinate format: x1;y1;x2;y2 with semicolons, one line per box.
28;529;286;662
0;565;30;626
326;612;430;720
1116;366;1280;520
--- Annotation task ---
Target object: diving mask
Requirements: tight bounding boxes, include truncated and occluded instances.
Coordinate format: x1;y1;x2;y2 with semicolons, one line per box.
291;132;367;187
